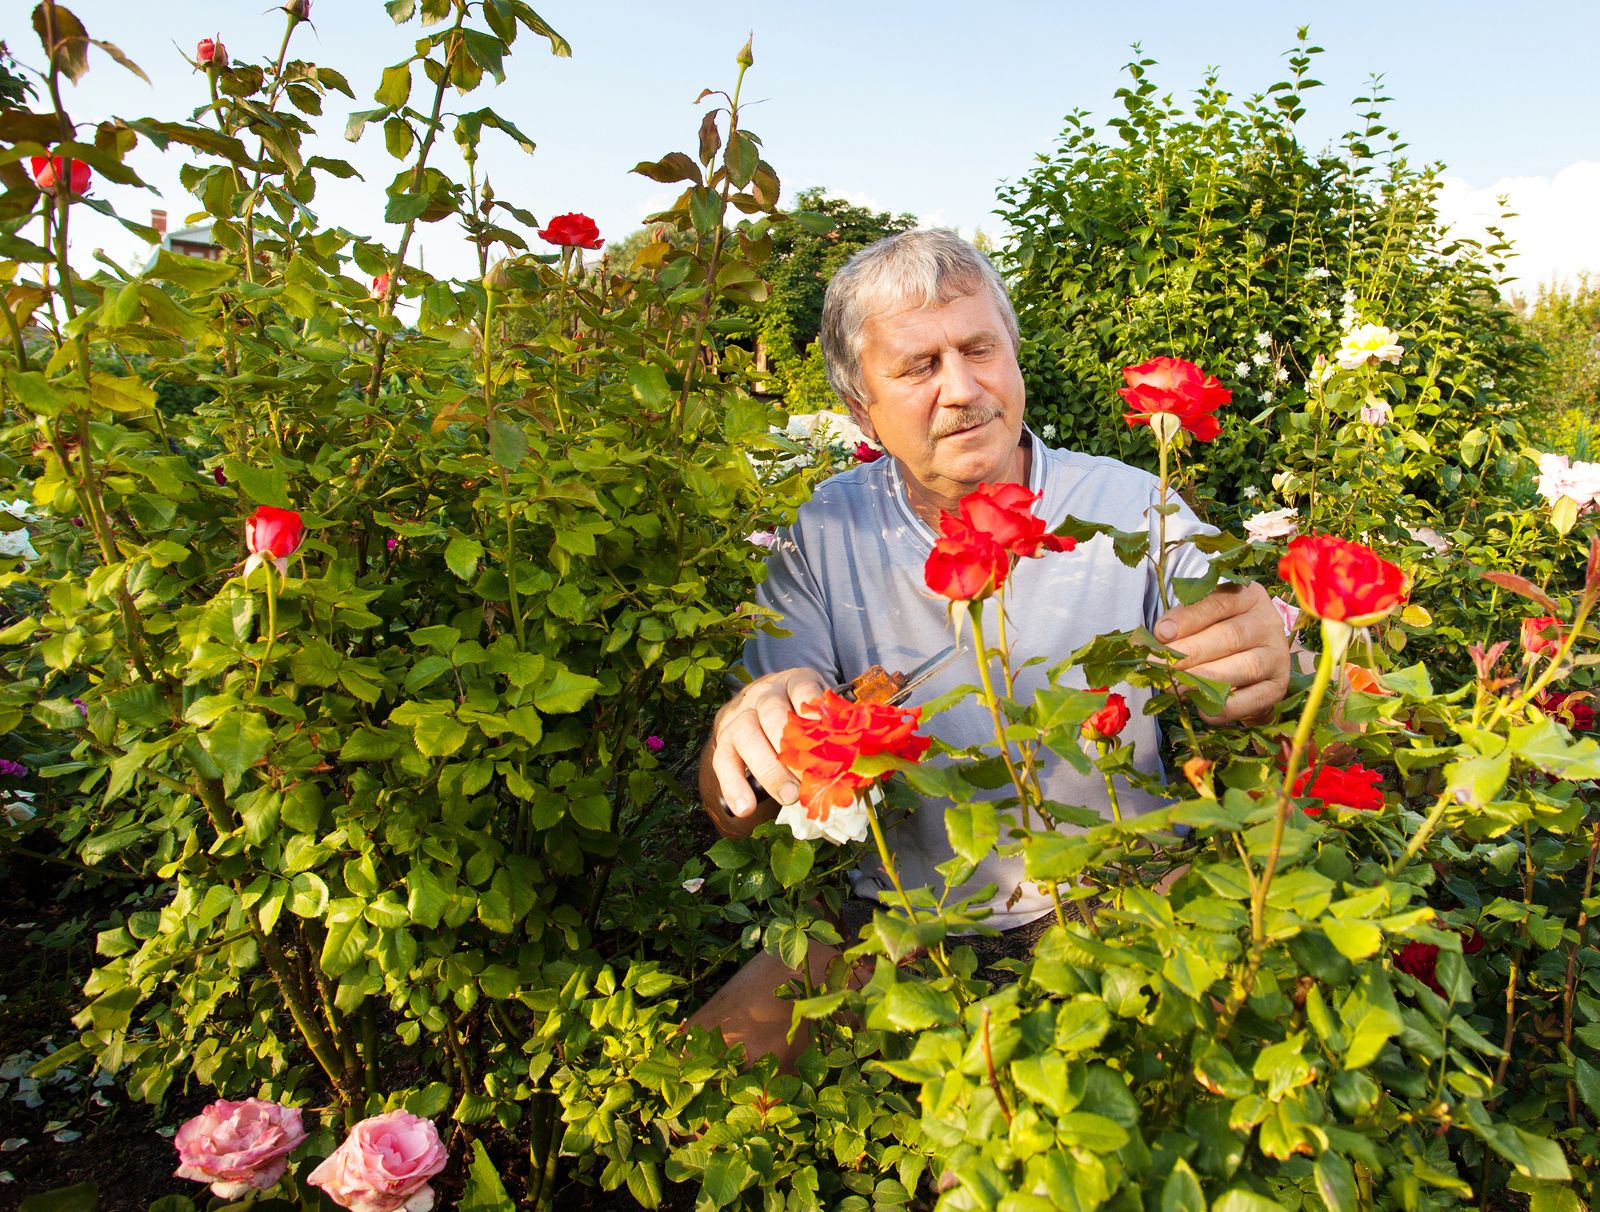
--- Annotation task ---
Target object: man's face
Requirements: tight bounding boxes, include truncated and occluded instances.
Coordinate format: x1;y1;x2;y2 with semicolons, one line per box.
849;290;1027;509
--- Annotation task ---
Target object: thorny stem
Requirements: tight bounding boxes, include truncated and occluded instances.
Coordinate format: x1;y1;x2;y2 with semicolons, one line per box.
981;1008;1014;1125
363;8;466;407
41;31;156;686
1220;621;1341;1034
674;57;750;433
240;13;300;284
482;286;526;645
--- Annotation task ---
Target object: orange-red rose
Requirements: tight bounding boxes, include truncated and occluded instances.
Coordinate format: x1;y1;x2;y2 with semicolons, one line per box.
1082;688;1131;740
1277;534;1408;625
1291;761;1384;816
778;690;930;822
538;212;604;250
245;506;305;560
1520;615;1562;657
1118;356;1230;443
923;483;1076;602
31;156;91;197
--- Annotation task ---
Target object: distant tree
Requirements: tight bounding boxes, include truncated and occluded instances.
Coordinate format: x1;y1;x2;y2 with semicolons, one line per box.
1518;275;1600;457
756;187;917;411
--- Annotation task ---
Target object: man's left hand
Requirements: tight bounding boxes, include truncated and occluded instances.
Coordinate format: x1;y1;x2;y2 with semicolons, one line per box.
1154;582;1290;723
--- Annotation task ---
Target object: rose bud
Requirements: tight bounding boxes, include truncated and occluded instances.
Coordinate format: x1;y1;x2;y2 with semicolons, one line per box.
196;38;228;68
370;273;390;301
31;157;92;198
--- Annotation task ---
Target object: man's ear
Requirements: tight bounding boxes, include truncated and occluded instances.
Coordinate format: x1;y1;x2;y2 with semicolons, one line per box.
844;396;875;441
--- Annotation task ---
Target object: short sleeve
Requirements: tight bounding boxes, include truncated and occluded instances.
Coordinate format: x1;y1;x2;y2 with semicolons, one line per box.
742;529;844;685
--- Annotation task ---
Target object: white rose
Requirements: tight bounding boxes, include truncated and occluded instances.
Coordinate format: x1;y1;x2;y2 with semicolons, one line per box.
775;787;875;846
1335;323;1404;371
680;877;705;894
1244;507;1299;543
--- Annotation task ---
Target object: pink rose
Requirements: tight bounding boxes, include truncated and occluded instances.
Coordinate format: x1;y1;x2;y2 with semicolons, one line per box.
174;1098;306;1198
308;1109;449;1212
1270;596;1301;637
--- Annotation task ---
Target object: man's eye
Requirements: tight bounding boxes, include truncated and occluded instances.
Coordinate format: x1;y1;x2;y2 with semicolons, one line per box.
967;344;994;359
904;361;934;378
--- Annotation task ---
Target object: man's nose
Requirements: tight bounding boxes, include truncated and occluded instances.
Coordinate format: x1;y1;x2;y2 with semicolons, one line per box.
936;353;981;406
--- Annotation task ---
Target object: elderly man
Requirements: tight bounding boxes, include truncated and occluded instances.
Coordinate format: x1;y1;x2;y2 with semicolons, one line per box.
692;229;1289;1060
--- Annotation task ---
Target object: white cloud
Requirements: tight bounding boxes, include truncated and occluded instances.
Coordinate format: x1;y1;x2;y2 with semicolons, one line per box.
1435;161;1600;294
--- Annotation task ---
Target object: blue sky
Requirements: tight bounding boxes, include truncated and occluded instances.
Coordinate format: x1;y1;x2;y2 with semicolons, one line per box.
23;1;1600;289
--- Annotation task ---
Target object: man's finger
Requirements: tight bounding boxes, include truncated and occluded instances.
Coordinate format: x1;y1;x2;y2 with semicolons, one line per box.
721;708;800;807
1195;677;1282;725
1154;581;1254;644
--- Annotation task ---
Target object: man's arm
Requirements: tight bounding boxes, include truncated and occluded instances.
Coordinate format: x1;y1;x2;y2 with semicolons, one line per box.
1154;581;1291;723
700;667;828;839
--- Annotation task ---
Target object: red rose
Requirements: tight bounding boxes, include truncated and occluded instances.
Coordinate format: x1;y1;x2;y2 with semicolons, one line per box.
31;156;91;197
924;515;1010;603
854;441;883;463
1117;356;1230;443
196;37;227;67
957;483;1076;560
1291;762;1384;816
1520;615;1562;657
1534;690;1595;732
371;273;391;301
1394;941;1444;996
778;690;930;822
537;212;604;250
245;506;305;560
1082;688;1131;740
1278;534;1408;626
923;483;1076;603
1460;929;1486;955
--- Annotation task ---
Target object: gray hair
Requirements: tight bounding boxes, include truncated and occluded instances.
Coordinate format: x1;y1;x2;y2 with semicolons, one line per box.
818;228;1019;407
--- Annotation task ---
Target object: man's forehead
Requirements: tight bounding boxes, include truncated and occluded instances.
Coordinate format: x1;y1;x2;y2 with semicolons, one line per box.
862;291;1006;354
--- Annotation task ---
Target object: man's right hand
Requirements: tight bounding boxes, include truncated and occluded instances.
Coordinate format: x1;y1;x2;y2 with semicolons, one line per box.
699;667;828;838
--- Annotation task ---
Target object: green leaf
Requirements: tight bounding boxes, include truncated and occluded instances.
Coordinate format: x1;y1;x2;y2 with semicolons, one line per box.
534;665;601;713
1575;1056;1600;1120
1314;1152;1358;1212
459;1139;514;1211
201;710;273;788
701;1151;753;1208
1159;1159;1204;1212
444;535;484;580
488;418;527;469
375;63;413;108
411;711;470;758
407;862;450;929
20;1184;99;1212
769;836;814;888
880;980;958;1030
628;364;672;410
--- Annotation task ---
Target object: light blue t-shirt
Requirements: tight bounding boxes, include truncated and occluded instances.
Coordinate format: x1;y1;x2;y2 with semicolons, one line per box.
746;435;1211;928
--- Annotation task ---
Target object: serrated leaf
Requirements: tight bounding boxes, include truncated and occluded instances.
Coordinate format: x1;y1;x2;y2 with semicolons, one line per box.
488;418;527;469
444;535;483;580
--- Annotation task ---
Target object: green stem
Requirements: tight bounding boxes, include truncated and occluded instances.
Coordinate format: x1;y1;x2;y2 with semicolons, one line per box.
251;562;280;695
1250;619;1343;944
865;797;954;981
364;8;466;407
482;286;526;646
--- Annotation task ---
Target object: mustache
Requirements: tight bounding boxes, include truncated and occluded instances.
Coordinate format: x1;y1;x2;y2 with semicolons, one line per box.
928;405;1004;441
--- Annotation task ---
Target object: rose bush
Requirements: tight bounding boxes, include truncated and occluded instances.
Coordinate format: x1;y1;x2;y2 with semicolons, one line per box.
1;5;800;1206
